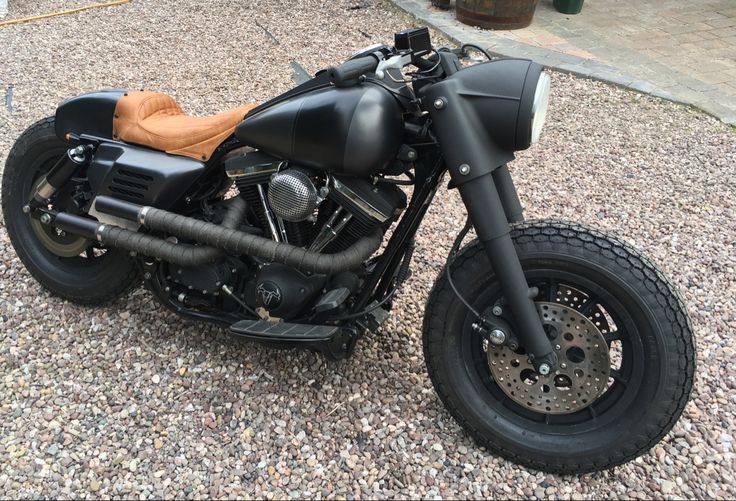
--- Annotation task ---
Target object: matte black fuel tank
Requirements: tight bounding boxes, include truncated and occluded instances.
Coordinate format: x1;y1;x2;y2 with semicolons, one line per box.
235;84;403;176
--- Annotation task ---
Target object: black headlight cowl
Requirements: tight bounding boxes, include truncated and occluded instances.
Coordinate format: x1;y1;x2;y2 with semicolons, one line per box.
420;58;549;152
419;58;552;184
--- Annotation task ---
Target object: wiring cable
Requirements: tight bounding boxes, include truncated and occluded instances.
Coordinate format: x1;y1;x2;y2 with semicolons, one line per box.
460;43;494;61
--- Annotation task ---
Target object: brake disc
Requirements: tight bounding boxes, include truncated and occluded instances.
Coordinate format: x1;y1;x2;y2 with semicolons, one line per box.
553;283;611;334
486;302;610;415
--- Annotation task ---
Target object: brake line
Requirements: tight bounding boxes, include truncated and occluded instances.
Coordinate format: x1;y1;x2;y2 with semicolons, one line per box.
445;217;483;319
0;0;131;27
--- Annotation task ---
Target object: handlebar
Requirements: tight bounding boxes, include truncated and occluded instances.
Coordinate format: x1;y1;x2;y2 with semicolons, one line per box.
326;32;476;89
326;57;379;87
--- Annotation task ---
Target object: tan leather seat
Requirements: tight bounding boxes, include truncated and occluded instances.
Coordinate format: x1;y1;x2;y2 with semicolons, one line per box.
112;91;256;162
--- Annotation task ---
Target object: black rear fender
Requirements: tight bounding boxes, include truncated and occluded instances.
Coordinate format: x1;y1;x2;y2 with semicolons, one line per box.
55;89;125;141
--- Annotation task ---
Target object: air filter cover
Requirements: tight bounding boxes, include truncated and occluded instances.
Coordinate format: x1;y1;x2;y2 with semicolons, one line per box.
267;169;318;222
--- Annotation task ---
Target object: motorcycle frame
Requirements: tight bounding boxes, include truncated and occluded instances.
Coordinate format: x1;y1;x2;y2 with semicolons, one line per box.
348;152;530;327
140;141;527;330
34;70;556;368
37;131;554;368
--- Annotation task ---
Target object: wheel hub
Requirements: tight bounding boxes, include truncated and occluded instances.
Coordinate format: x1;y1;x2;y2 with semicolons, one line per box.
486;302;610;415
30;217;90;257
28;178;90;258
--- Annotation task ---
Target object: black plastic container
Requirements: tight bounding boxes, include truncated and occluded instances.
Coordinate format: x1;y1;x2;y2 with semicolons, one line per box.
554;0;584;15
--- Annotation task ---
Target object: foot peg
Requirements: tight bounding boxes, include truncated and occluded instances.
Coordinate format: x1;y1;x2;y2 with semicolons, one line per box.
230;319;340;343
230;319;363;360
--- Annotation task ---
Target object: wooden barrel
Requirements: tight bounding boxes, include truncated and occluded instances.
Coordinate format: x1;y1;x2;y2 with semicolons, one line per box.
456;0;540;30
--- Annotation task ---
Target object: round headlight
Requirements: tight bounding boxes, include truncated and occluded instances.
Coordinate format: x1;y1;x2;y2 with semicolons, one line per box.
530;72;551;144
421;59;547;152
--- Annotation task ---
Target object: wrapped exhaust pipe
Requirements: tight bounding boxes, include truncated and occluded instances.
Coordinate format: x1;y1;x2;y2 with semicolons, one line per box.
52;196;382;274
54;197;247;266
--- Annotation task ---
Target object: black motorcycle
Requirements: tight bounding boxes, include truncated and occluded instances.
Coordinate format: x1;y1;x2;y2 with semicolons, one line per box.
2;28;695;473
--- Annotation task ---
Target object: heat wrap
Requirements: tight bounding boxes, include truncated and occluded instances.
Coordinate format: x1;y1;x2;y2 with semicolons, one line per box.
99;197;246;266
95;196;382;273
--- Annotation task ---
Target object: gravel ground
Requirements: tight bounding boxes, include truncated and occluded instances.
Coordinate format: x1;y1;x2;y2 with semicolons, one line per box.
1;0;735;498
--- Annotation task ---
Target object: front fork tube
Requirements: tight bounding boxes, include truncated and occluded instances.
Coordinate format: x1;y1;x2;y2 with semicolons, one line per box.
492;164;524;224
457;170;557;373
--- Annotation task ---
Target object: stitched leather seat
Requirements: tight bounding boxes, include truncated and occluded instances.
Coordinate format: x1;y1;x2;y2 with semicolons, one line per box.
112;91;256;162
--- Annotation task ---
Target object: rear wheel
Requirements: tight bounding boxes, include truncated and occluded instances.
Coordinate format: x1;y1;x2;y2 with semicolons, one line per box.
423;220;695;473
2;117;139;305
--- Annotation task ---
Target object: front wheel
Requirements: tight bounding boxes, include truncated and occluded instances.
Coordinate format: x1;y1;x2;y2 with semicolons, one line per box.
423;220;695;474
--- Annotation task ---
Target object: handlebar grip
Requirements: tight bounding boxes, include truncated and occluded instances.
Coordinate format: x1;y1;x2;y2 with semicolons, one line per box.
327;57;378;87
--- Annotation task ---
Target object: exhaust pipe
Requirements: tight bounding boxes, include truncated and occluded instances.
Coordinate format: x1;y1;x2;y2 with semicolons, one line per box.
51;196;382;274
54;197;247;266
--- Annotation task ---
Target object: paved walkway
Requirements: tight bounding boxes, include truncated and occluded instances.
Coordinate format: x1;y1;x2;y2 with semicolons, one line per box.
392;0;736;125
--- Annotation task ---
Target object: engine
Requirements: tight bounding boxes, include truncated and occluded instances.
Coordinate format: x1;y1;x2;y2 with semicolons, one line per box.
222;148;407;318
225;148;406;250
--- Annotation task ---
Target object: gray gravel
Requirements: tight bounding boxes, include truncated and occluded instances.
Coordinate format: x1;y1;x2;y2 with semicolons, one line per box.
1;0;735;498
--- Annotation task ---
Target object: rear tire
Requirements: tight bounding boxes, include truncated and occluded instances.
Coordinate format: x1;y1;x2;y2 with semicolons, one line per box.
2;117;139;305
423;220;695;474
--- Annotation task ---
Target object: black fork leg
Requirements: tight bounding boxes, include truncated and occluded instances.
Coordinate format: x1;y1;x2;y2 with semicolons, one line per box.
418;76;554;371
457;171;556;372
493;164;524;224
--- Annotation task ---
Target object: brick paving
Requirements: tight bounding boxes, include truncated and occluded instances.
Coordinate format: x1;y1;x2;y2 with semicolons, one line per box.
392;0;736;124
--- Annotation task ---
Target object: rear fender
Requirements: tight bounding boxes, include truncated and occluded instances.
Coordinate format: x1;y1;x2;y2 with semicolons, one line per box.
55;89;126;141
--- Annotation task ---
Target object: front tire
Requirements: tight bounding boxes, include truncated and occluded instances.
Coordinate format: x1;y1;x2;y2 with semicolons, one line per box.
2;117;139;305
423;220;695;474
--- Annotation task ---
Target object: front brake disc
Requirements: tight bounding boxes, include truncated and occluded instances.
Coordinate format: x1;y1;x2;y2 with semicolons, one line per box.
486;302;610;415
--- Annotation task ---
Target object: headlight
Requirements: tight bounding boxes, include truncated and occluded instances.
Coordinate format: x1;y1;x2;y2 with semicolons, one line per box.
419;59;549;152
530;72;551;144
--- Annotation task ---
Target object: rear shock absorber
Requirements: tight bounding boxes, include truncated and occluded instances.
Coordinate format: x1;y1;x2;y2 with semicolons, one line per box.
24;144;92;213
